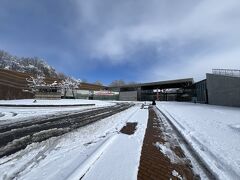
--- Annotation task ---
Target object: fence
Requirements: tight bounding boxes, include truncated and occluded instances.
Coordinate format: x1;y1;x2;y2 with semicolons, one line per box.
212;69;240;78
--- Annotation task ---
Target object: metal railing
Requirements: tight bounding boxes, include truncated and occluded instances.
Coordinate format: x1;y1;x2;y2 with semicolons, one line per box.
212;69;240;77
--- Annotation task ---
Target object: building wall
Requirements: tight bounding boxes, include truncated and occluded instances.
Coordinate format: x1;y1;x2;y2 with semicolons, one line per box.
167;94;177;101
195;80;208;103
140;89;154;101
207;73;240;107
0;69;32;99
0;84;33;100
79;83;106;91
35;93;61;99
93;95;119;100
0;69;60;100
119;91;137;101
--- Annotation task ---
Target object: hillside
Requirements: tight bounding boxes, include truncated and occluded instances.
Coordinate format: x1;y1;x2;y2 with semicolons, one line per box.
0;50;66;79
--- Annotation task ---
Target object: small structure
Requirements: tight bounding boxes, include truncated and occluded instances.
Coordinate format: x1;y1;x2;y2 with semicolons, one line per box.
34;85;62;99
93;90;119;100
71;82;119;100
26;76;63;100
61;78;81;99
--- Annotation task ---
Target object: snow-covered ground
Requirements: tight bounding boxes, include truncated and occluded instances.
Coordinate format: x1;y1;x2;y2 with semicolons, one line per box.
0;99;113;106
2;100;239;180
157;102;240;180
0;105;148;180
0;99;114;124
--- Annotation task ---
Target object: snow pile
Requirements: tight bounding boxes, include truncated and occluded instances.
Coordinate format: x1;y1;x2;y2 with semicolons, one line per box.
171;170;183;180
154;142;181;164
157;102;240;180
229;124;240;132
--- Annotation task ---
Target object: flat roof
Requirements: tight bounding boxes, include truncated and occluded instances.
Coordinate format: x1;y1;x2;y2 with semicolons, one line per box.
79;82;107;91
111;78;194;90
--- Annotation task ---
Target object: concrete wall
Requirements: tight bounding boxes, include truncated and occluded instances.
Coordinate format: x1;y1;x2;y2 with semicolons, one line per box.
35;93;61;99
119;91;137;101
207;73;240;107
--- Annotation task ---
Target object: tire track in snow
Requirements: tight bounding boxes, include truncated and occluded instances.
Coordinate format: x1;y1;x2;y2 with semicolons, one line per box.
0;103;134;158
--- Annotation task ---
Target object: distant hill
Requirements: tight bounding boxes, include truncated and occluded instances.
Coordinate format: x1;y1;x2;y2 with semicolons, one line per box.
0;50;67;79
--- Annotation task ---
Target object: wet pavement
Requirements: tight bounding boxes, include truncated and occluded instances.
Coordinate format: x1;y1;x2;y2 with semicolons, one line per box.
137;106;200;180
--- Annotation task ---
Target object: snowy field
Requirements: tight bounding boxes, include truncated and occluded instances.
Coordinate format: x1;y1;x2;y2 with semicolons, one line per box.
0;105;148;180
1;100;239;180
157;102;240;180
0;99;114;124
0;99;114;106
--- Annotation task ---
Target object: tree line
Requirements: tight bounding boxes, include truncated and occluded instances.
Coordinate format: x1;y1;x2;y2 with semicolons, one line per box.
0;50;67;79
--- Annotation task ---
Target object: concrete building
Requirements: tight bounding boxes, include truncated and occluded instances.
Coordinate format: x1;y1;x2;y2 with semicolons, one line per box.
1;68;239;107
193;69;240;107
207;72;240;107
110;78;194;101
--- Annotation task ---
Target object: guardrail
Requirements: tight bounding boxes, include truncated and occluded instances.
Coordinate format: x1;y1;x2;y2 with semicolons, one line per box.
212;69;240;77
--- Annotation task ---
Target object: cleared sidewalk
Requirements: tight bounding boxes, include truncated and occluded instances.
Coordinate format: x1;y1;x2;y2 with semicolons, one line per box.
137;106;199;180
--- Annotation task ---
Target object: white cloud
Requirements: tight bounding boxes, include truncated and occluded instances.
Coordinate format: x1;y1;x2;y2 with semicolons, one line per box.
147;47;240;82
2;0;239;82
73;0;240;80
73;0;198;59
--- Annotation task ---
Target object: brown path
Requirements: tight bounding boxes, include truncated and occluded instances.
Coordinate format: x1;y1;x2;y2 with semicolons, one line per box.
137;106;200;180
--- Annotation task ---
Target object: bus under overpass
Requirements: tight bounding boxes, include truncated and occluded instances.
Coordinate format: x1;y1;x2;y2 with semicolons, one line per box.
109;78;194;101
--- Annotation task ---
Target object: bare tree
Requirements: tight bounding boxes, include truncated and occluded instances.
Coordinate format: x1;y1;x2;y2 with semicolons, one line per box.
128;81;137;85
94;80;103;86
61;78;81;99
57;72;68;80
109;80;126;87
0;49;68;79
81;78;88;83
25;75;46;94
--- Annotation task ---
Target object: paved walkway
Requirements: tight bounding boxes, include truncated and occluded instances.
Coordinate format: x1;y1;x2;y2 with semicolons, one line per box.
138;106;200;180
78;107;149;180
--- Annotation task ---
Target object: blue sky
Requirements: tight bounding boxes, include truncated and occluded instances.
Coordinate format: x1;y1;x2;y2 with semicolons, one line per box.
1;0;240;85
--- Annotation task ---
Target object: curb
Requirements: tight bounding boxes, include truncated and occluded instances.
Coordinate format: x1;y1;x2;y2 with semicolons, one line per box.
0;104;95;107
